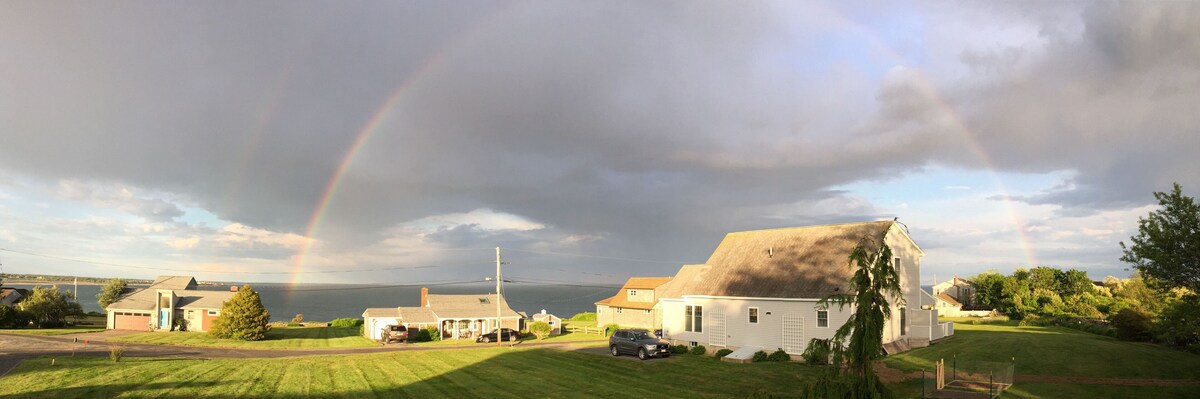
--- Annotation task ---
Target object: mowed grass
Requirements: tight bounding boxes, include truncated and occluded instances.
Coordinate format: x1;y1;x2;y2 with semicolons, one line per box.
107;326;376;349
0;326;106;335
0;347;816;398
885;323;1200;380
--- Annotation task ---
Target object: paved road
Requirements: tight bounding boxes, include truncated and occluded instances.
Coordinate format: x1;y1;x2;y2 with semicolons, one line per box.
0;332;606;377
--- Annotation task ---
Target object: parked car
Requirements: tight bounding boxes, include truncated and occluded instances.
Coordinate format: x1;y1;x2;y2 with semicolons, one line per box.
609;328;670;360
477;328;521;343
379;325;408;344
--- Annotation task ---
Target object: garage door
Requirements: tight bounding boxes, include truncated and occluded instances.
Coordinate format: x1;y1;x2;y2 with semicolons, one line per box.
114;312;151;330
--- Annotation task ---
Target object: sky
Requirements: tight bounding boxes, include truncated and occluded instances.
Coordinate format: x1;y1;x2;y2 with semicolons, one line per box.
0;1;1197;286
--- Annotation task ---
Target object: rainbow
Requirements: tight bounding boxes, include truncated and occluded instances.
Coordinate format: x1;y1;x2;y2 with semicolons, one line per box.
287;4;1039;286
287;5;521;287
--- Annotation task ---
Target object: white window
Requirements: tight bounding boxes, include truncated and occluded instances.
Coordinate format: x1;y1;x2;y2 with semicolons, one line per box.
616;308;622;314
894;257;901;269
748;307;759;324
644;309;651;314
686;305;703;333
629;290;637;296
817;310;828;328
208;310;219;316
900;307;907;335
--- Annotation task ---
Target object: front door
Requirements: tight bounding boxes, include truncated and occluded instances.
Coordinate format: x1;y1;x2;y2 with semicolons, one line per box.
160;310;170;328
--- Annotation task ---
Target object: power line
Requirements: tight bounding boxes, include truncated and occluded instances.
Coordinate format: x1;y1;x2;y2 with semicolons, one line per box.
0;247;489;275
507;275;623;288
254;279;484;293
504;248;690;265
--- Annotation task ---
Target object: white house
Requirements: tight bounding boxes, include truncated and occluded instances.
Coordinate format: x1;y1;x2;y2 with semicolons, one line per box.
594;277;672;330
362;287;524;341
658;221;953;356
932;276;975;308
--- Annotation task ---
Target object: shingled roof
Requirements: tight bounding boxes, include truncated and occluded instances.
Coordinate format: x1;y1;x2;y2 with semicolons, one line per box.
659;221;902;299
594;277;671;310
107;275;221;311
424;293;522;319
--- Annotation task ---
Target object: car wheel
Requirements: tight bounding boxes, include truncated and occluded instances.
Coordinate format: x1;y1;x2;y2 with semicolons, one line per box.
481;337;490;343
638;348;648;360
610;345;620;356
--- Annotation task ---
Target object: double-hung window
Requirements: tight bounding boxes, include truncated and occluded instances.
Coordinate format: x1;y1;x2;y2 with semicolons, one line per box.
817;310;829;328
748;307;759;324
685;305;703;333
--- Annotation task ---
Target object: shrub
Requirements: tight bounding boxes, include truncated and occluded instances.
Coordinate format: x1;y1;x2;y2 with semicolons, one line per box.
529;321;552;340
714;348;733;358
1153;296;1200;350
603;323;620;337
767;349;790;362
670;344;689;354
569;312;597;322
424;326;441;341
1110;307;1153;341
689;345;707;355
329;318;363;328
291;314;304;324
109;345;125;362
752;350;768;362
801;338;834;365
287;321;302;327
0;305;32;329
208;285;271;341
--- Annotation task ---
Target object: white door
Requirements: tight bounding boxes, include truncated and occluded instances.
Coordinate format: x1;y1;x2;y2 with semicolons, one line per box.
782;312;804;354
708;309;726;347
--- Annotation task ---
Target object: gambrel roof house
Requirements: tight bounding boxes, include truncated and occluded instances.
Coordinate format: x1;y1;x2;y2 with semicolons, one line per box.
595;277;672;330
362;287;524;341
105;276;234;332
659;221;953;357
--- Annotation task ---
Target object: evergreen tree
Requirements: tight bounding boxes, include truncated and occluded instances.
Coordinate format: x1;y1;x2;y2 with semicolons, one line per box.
97;278;128;309
208;285;271;341
803;232;902;399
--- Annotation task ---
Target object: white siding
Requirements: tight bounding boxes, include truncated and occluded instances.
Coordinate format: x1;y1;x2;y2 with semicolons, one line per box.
662;297;854;354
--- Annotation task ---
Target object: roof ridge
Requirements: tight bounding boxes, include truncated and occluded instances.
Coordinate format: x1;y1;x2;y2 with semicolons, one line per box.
724;220;893;235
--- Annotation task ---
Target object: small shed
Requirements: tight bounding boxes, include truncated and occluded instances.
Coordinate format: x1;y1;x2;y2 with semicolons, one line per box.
532;309;562;335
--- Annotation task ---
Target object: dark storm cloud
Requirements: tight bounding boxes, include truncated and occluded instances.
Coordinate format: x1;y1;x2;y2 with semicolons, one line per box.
1;1;1197;279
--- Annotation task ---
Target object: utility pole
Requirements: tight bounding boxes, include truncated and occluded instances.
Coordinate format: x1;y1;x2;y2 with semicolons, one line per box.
74;277;79;303
495;246;502;348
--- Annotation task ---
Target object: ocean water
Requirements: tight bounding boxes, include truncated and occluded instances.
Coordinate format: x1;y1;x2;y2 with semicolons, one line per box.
10;283;616;322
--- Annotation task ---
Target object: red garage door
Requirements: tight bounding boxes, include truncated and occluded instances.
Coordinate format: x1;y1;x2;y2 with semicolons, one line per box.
114;312;151;330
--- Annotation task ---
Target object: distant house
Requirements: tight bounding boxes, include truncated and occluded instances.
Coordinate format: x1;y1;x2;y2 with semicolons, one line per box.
932;276;975;308
658;221;953;356
1;287;31;307
595;277;672;331
362;287;524;341
105;276;234;332
531;309;562;335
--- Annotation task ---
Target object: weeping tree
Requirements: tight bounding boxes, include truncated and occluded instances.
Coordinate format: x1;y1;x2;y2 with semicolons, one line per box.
803;232;904;399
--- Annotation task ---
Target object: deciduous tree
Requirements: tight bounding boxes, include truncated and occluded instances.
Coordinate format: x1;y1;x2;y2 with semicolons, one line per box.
1121;183;1200;294
19;285;83;328
97;278;128;309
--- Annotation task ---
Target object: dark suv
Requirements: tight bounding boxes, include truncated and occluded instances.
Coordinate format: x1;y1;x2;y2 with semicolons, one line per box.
609;328;670;360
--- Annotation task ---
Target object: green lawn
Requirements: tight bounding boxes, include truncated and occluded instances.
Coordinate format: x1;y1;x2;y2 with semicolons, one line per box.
885;323;1200;380
107;326;377;349
0;347;816;398
0;326;106;335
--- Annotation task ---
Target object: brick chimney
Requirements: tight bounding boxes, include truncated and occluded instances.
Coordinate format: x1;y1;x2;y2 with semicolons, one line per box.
420;287;428;307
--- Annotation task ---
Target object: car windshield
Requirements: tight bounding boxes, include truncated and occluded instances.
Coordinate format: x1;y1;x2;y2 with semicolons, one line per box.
632;331;656;340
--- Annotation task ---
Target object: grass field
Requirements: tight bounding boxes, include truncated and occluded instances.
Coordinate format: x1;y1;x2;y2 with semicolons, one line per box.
886;322;1200;398
0;326;107;335
6;320;1200;398
107;326;377;349
0;347;812;398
